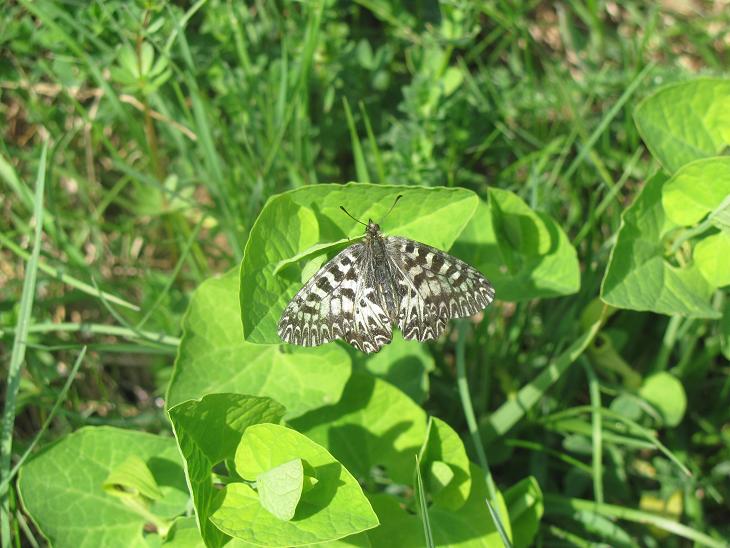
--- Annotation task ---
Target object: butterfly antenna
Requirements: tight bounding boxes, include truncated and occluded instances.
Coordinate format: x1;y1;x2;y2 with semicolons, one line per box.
339;206;368;227
381;194;403;223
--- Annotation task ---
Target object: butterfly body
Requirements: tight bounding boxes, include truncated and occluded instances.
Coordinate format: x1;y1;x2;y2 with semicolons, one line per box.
365;222;400;322
278;220;495;353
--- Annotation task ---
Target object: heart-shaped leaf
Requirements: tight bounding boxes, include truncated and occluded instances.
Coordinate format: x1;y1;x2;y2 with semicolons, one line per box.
601;172;719;318
240;183;479;344
167;269;351;419
211;424;379;546
634;79;730;174
18;427;189;547
168;393;286;548
453;191;580;301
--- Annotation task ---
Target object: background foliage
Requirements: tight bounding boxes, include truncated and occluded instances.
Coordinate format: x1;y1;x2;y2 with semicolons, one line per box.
1;1;729;546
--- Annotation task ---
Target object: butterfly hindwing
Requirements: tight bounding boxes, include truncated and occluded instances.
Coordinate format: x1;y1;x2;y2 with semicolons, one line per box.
385;236;495;342
277;242;393;352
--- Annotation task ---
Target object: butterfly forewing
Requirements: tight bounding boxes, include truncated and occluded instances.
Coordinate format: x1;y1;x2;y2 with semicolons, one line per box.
385;236;495;342
278;223;495;353
277;243;393;353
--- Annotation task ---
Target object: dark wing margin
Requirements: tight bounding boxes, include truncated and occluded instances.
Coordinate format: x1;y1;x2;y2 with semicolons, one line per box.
277;242;393;353
385;236;495;342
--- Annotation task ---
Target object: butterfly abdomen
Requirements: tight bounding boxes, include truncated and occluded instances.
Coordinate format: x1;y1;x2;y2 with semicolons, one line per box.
369;233;400;322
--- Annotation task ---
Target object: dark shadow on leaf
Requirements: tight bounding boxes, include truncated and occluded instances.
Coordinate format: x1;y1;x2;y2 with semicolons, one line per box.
290;372;421;484
294;461;344;520
147;456;188;495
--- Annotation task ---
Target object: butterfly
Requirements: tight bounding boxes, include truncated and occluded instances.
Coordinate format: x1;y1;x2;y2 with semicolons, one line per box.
277;197;495;353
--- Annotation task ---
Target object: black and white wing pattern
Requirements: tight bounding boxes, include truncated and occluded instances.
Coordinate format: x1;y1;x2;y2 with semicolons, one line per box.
385;236;495;342
277;243;393;353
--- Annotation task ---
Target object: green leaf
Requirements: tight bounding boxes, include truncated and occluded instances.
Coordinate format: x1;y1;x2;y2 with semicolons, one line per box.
18;427;189;547
240;184;479;344
639;373;687;427
168;393;285;548
211;424;379;546
421;417;471;511
453;191;580;301
355;331;435;403
694;232;730;288
163;517;206;547
503;477;543;548
601;172;720;318
367;463;505;547
256;459;305;521
661;157;730;227
103;454;164;501
428;461;455;494
167;269;351;418
290;371;427;485
634;79;730;173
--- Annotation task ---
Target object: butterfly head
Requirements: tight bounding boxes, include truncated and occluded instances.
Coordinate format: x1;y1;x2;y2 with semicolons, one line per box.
366;220;381;238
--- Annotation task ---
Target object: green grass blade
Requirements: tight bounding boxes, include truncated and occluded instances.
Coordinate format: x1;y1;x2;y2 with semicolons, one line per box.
0;233;140;311
545;494;726;547
482;314;605;443
414;454;435;548
455;322;511;537
0;322;180;348
135;218;204;330
90;277;180;348
562;62;654;182
358;101;386;183
543;405;692;477
485;497;513;548
0;152;33;207
0;142;48;545
0;347;87;493
343;96;370;183
582;359;604;504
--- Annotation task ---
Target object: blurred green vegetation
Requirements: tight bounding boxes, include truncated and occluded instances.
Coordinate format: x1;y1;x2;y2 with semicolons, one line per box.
1;1;729;546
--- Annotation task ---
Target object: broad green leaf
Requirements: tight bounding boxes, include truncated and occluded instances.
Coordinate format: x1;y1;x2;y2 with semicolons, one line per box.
256;459;305;521
240;184;479;343
634;79;730;173
353;331;435;403
421;417;471;511
367;463;505;547
211;424;379;546
503;477;543;548
162;518;370;548
661;157;730;227
453;192;580;301
601;172;720;318
639;373;687;427
168;393;285;548
103;454;164;501
694;233;730;288
18;427;189;548
167;269;351;418
290;371;427;485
